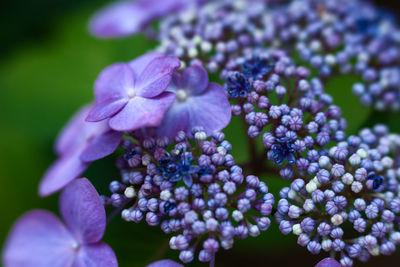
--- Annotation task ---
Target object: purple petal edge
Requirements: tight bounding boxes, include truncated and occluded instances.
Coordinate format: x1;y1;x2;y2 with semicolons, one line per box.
147;259;183;267
315;258;341;267
60;178;106;244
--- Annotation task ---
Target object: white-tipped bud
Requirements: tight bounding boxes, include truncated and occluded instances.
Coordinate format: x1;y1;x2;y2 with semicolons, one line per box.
192;35;202;45
390;232;400;244
382;156;394;168
121;209;131;221
348;154;361;166
292;224;302;235
331;214;344;226
312;177;321;187
179;60;186;70
124;187;136;198
160;190;172;201
341;173;354;185
217;146;227;155
232;210;243;222
202;210;213;220
318;156;331;168
357;148;368;159
206;218;218;231
188;47;198;58
249;225;260;237
194;131;207;141
303;199;315;212
321;239;332;251
169;236;177;250
369;247;380;256
325;54;336;66
288;189;297;200
200;41;212;53
306;181;318;193
221;239;234;250
351;181;363;193
310;40;322;52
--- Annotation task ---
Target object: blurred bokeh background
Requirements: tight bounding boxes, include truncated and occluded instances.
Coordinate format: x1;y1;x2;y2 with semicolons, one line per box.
1;0;400;266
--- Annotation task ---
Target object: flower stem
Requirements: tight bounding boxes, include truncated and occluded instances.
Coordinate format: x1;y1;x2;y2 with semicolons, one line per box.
209;254;215;267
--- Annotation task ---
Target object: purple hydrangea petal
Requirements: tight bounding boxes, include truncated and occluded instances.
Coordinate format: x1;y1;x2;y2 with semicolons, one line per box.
315;258;341;267
186;83;231;136
135;56;181;98
139;0;181;17
39;151;89;196
74;243;118;267
87;63;135;122
86;98;129;122
80;130;123;162
60;178;106;244
89;1;149;38
180;66;209;95
94;63;135;101
128;52;164;78
147;259;184;267
155;100;190;140
109;92;176;131
3;210;76;267
56;105;92;155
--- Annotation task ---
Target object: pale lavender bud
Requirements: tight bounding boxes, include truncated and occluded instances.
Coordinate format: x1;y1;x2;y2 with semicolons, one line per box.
179;250;194;263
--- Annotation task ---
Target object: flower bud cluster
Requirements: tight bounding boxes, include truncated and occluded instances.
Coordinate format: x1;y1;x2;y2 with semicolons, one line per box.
223;49;347;180
105;127;274;263
157;0;278;72
158;0;400;111
275;125;400;266
273;0;400;110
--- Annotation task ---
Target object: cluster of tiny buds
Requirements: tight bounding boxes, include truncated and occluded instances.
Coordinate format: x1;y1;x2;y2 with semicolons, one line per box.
104;127;274;263
278;0;400;110
275;125;400;266
158;0;400;111
222;49;346;181
157;0;281;73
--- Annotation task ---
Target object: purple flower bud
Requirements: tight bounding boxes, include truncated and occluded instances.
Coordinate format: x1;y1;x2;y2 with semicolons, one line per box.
179;250;194;263
279;220;292;235
298;233;310;247
353;218;366;233
332;239;345;251
146;212;159;226
317;222;331;236
307;241;321;254
317;169;331;184
300;217;315;233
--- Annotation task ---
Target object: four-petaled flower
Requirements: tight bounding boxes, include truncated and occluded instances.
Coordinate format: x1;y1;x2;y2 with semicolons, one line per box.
271;138;296;165
241;56;275;80
3;178;117;267
366;172;385;191
86;52;181;131
156;65;231;139
158;150;199;187
224;72;252;98
40;104;122;196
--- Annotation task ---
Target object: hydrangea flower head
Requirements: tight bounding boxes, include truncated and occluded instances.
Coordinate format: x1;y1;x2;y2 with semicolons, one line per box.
5;0;400;266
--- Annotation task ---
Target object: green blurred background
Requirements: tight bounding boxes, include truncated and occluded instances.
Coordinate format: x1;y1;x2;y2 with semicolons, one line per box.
0;0;400;266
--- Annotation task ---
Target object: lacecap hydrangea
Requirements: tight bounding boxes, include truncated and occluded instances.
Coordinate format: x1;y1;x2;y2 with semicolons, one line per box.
3;0;400;267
